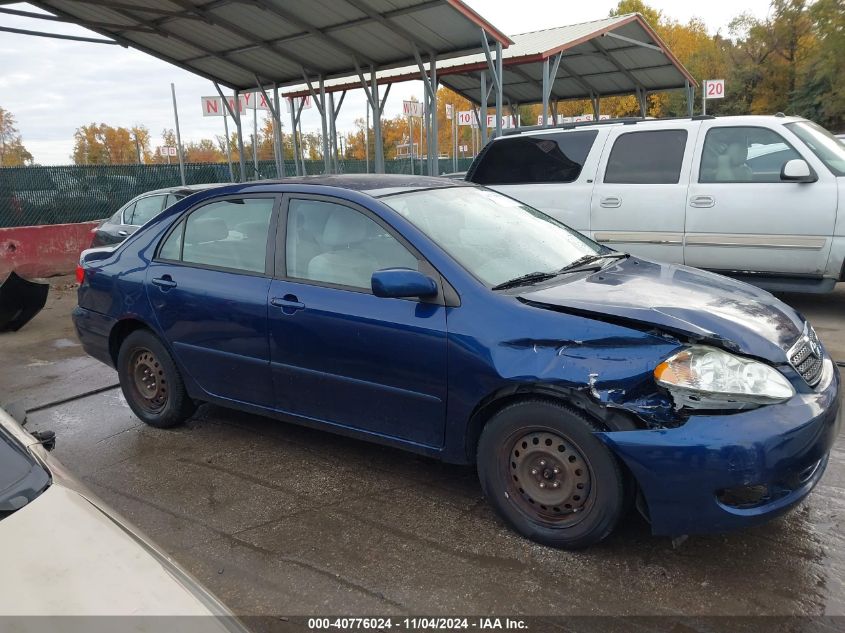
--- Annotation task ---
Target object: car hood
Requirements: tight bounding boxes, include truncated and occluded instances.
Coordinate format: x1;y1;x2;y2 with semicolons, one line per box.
0;483;243;623
517;257;804;363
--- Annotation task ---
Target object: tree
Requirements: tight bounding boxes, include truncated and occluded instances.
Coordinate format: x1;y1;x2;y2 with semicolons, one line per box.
72;123;152;164
0;107;34;167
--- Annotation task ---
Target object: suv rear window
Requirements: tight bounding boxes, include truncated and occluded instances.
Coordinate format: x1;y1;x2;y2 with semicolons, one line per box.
604;130;688;184
468;130;598;185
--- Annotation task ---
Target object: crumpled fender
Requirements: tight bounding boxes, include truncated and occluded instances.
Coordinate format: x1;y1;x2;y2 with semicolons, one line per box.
0;272;49;332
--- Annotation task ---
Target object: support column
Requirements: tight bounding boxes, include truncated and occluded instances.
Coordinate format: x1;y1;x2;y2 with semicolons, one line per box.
372;68;384;174
273;84;284;177
288;98;300;176
541;57;549;128
214;82;235;182
686;80;694;116
234;89;246;182
480;71;488;146
430;56;438;175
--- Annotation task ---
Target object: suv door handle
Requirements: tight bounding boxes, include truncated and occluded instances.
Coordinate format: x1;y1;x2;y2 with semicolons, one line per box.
118;230;129;236
600;196;621;208
151;275;177;289
271;295;305;314
690;195;715;208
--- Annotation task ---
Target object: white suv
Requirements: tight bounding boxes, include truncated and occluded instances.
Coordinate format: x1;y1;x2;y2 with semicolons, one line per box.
466;115;845;292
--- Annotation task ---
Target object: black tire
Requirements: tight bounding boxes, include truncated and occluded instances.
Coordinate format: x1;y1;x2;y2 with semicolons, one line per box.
477;399;625;549
117;329;195;428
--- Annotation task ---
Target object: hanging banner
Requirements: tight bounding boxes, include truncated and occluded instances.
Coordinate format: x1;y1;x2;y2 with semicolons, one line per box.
486;115;520;129
403;100;424;118
243;92;274;110
285;96;314;112
201;95;246;116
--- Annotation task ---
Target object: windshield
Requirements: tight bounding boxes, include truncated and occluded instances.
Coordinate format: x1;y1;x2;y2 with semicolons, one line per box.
786;121;845;176
380;186;602;287
0;427;50;520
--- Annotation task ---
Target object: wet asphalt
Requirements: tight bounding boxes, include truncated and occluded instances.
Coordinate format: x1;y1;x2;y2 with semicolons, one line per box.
1;278;844;625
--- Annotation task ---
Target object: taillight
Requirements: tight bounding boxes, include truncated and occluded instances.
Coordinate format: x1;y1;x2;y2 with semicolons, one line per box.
75;264;85;284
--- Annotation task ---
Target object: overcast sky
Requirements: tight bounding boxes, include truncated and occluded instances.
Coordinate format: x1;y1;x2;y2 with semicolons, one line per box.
0;0;773;165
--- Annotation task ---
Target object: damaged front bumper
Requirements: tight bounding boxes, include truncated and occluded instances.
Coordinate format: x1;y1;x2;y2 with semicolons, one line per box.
596;358;841;536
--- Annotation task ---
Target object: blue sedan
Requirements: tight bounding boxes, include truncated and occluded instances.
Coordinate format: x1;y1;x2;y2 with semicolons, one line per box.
73;175;840;548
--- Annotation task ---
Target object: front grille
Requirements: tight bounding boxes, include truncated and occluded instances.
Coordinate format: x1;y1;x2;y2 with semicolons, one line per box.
788;324;824;387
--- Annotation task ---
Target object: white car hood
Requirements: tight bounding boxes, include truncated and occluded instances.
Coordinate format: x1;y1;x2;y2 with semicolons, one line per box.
0;483;231;620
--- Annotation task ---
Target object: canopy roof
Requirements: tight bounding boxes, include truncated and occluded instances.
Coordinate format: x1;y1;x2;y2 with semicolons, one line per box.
283;13;695;103
30;0;511;90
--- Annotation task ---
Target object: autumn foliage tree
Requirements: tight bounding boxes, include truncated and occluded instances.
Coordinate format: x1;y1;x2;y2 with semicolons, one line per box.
0;107;34;167
72;123;152;164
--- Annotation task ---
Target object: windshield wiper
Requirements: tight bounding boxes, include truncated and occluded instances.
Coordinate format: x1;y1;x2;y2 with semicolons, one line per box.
492;271;559;291
558;252;629;274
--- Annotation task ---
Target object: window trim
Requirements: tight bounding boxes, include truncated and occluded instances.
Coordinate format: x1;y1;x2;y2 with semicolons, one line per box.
603;129;689;185
153;193;281;278
697;125;808;184
276;193;445;303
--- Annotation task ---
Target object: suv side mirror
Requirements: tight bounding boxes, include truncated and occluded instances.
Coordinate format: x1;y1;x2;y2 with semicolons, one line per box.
371;269;438;299
781;159;816;183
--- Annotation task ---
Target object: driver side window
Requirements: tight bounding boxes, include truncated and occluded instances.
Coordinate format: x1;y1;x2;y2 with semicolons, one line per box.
700;127;801;183
285;198;418;290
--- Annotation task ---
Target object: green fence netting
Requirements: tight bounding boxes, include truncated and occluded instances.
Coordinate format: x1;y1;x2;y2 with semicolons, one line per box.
0;158;475;228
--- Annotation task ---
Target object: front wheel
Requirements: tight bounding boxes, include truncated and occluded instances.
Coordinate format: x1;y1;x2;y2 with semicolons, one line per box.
477;399;625;549
117;329;195;428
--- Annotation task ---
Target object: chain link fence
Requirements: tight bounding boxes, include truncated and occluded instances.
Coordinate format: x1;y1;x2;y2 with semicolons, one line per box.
0;158;474;228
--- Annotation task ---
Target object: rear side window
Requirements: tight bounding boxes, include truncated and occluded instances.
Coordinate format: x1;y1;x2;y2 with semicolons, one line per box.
159;198;275;274
130;195;165;225
604;130;688;184
469;130;598;185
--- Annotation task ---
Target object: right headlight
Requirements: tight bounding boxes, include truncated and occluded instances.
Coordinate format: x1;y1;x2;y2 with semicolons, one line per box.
654;345;795;409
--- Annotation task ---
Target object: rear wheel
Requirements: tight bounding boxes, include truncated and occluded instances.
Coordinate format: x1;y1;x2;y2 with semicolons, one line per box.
477;399;625;549
117;329;195;428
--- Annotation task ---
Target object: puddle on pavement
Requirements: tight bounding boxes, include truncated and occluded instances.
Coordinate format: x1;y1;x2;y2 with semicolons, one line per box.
52;338;81;349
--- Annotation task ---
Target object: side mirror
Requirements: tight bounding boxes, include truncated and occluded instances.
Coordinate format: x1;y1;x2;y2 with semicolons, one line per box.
371;268;438;299
781;159;816;183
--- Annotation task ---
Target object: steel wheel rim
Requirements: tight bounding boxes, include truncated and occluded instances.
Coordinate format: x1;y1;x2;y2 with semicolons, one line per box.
505;429;593;527
129;348;168;413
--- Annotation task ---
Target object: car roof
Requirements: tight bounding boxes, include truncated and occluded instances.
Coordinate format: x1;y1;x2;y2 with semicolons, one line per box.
498;114;808;140
135;182;229;197
230;174;470;197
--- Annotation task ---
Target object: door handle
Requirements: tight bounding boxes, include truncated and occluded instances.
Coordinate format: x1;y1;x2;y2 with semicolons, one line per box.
689;195;715;208
600;196;621;208
118;230;129;236
151;275;177;289
271;295;305;314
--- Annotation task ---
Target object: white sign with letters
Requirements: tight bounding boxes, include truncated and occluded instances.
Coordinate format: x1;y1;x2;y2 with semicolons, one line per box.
403;100;424;118
285;96;314;112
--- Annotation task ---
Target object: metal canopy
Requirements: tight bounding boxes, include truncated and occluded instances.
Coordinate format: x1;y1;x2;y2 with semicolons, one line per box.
29;0;512;90
282;14;695;105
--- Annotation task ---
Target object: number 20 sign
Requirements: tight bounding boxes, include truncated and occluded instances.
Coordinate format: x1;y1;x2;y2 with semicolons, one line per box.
704;79;725;100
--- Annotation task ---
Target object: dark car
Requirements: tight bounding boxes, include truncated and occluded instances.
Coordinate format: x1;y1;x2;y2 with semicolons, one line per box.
90;183;224;247
73;175;840;548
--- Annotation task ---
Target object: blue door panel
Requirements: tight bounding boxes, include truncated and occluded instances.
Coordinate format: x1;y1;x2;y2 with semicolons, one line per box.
147;262;273;406
268;279;448;447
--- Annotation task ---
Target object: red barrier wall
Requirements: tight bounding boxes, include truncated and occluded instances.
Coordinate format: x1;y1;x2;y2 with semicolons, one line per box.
0;222;98;279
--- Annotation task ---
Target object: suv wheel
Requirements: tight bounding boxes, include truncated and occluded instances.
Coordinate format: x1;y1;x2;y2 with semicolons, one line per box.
477;399;625;549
